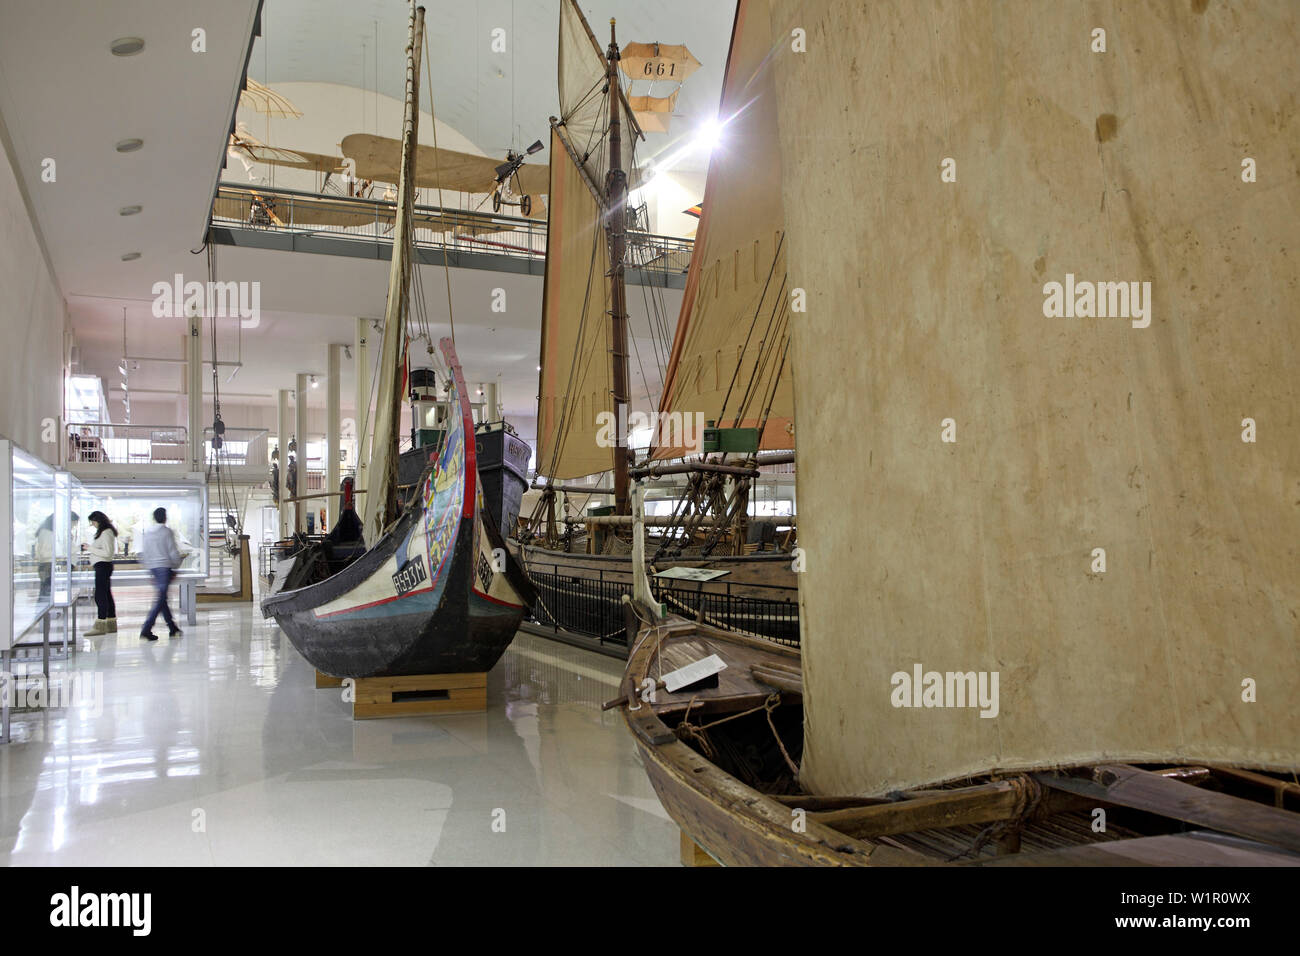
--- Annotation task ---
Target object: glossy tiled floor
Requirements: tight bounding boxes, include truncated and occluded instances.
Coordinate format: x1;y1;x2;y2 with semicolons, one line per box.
0;589;679;865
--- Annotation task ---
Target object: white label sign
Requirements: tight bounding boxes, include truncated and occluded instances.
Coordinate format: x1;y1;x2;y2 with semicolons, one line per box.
663;654;727;692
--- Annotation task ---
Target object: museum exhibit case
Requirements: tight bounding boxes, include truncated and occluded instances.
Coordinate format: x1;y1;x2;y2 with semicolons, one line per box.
1;438;57;649
75;480;209;576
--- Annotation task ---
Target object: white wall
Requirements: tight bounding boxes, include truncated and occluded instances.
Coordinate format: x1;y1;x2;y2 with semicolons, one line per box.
0;115;64;461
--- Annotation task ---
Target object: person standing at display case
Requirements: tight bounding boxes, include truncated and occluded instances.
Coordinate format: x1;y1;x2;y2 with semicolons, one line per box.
139;507;182;641
84;511;118;635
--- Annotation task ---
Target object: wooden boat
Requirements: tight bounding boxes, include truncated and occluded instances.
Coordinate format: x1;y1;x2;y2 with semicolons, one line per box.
261;2;534;679
514;0;799;640
616;0;1300;866
264;338;534;678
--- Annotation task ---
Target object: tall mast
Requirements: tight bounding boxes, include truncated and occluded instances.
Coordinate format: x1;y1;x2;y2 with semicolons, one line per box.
605;18;631;516
365;1;425;540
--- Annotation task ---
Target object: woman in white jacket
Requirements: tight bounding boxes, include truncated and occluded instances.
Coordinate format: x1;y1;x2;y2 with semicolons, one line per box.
85;511;118;635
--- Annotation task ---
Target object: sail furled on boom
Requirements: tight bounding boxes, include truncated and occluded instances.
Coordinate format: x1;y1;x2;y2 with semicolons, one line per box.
557;0;641;193
653;0;793;459
535;128;615;480
772;0;1300;796
361;1;423;544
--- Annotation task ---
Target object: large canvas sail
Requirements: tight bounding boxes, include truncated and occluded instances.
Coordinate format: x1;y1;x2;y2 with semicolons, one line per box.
654;0;793;459
361;2;423;544
557;0;640;191
535;130;614;480
771;0;1300;796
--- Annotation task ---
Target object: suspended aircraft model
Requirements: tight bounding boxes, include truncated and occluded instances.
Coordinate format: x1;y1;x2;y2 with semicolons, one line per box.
491;139;545;216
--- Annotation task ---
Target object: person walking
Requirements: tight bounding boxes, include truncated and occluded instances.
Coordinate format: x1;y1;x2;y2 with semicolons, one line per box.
139;507;183;641
84;511;118;635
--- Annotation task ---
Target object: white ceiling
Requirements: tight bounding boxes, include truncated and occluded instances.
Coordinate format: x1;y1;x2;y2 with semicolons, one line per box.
254;0;737;170
0;0;719;428
0;0;263;299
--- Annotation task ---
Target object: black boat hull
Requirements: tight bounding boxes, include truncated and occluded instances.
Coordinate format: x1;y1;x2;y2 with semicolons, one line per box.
262;338;536;678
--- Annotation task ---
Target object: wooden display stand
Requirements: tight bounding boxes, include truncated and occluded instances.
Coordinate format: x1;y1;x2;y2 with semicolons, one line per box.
679;830;720;867
352;672;487;719
312;668;487;719
197;536;253;604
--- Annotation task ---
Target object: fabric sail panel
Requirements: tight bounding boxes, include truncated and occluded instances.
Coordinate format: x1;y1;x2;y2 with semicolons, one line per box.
653;0;792;459
557;0;639;190
768;0;1300;796
361;3;422;545
535;128;613;480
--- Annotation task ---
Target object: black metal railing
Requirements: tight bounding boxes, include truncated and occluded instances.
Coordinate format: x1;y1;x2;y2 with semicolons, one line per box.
526;562;800;652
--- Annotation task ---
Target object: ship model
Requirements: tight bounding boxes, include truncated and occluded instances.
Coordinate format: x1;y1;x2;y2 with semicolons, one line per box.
515;0;798;643
261;2;534;678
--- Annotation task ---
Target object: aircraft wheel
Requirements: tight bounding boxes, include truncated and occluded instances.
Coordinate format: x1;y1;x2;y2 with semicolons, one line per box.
492;191;502;213
520;195;532;217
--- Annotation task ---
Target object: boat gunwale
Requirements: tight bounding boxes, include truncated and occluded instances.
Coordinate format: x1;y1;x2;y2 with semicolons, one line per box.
622;616;911;866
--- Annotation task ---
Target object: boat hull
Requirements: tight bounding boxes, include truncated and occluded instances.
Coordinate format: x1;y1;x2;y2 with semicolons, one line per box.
262;337;535;679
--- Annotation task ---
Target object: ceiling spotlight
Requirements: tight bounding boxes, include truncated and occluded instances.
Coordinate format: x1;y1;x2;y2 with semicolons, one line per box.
111;37;145;56
310;375;318;388
121;251;141;261
119;204;142;216
536;365;541;372
115;138;144;153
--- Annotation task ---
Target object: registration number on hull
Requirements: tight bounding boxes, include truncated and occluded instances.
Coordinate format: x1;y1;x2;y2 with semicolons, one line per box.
392;555;428;596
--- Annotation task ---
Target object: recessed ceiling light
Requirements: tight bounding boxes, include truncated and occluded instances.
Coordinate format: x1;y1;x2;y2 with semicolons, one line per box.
111;37;145;57
119;204;142;216
115;138;144;153
121;252;141;261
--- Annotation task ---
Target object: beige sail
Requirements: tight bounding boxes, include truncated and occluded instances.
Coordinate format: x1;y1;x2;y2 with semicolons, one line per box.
654;0;793;459
769;0;1300;796
535;128;614;480
361;3;424;544
557;0;641;192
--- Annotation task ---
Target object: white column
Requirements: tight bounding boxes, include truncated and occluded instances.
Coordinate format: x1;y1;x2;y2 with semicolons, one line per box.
187;310;203;471
295;373;308;534
326;344;342;529
276;389;291;539
354;318;371;518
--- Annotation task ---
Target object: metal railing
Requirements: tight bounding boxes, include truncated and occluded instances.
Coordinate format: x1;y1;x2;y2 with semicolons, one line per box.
526;562;800;652
66;423;187;465
211;183;694;278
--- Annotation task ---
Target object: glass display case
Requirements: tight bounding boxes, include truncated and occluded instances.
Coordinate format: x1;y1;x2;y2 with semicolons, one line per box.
54;470;92;604
2;439;57;649
76;480;208;576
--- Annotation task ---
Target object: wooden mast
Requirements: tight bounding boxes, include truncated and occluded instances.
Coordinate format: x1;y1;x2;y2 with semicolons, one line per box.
376;2;425;531
605;18;631;516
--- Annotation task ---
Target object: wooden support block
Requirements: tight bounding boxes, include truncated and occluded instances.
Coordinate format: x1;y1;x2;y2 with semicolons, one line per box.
315;670;345;689
679;829;720;867
352;671;487;720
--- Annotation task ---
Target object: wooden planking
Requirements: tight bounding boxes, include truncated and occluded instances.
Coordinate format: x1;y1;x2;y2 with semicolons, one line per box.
315;670;345;689
977;833;1300;868
809;780;1027;839
1037;765;1300;854
352;672;487;719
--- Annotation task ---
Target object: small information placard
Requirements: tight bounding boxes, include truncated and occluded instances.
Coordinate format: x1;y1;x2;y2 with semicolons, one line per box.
654;566;730;582
663;654;728;692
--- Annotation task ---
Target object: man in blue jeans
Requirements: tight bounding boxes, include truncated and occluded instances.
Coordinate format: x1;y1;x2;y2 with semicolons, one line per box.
139;507;183;641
